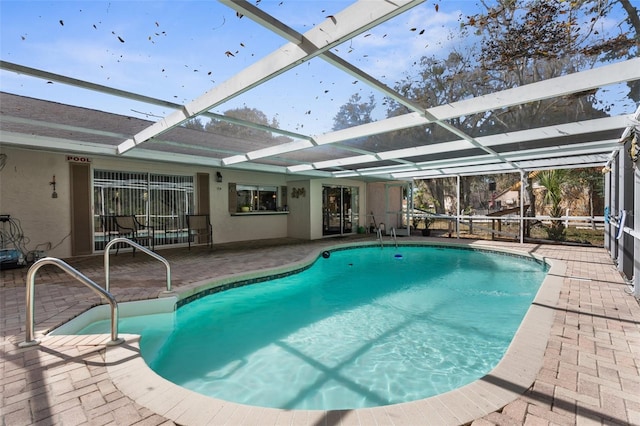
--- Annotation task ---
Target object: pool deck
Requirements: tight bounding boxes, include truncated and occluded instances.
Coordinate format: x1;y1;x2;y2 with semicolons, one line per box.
1;235;639;425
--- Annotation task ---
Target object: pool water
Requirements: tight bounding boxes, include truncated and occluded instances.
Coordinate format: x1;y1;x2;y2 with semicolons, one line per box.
80;245;547;410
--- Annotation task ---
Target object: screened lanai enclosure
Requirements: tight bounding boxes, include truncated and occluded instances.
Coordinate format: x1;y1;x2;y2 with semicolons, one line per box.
0;0;639;295
411;170;605;241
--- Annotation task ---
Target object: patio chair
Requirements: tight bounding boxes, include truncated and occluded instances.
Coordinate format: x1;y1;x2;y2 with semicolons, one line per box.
160;215;184;245
100;215;121;247
187;214;212;250
113;215;155;255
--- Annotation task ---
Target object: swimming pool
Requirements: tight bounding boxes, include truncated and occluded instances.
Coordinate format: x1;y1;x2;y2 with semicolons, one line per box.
78;244;548;410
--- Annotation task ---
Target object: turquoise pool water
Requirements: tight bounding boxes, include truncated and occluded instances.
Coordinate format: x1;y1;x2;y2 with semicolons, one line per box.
80;245;547;410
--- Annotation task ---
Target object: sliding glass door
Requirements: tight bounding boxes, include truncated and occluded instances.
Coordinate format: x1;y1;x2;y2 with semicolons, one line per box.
322;185;358;236
93;170;194;250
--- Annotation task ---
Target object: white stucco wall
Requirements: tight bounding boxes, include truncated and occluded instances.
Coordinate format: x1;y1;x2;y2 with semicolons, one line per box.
0;146;72;258
366;182;408;234
286;178;367;240
367;182;387;231
287;179;311;239
214;169;289;244
0;146;373;260
0;147;292;258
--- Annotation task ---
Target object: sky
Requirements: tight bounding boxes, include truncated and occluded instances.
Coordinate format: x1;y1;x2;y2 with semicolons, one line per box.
0;1;634;137
0;0;477;136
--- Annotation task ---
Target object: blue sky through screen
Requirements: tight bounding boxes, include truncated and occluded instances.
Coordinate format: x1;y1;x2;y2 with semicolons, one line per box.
0;1;633;136
0;1;477;135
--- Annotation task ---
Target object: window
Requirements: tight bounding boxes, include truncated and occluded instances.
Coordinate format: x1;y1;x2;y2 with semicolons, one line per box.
229;183;286;213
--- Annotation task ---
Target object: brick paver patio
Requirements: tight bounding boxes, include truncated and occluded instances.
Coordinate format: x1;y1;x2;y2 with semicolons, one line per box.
1;236;639;425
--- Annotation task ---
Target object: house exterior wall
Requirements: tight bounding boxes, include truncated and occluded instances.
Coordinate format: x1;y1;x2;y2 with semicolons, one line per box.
384;183;405;231
494;189;520;208
286;178;368;240
0;146;72;258
367;182;388;232
0;145;370;260
212;168;289;244
287;179;312;240
76;153;292;246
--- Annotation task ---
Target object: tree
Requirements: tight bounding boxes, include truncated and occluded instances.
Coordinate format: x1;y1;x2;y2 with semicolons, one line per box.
385;52;485;213
537;169;569;240
565;168;605;228
184;118;205;131
332;0;636;221
578;0;640;101
415;177;458;215
468;0;639;103
390;52;488;137
205;107;281;141
465;0;612;130
458;0;633;221
413;179;437;212
332;93;376;131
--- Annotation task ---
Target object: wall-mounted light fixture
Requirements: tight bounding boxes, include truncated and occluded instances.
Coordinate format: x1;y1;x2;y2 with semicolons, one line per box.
216;171;223;183
50;175;58;198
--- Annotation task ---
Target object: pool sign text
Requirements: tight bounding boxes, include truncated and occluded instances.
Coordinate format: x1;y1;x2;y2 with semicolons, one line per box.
66;155;92;163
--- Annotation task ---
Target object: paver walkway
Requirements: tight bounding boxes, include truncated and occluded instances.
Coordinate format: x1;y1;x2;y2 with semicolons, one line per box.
1;236;639;425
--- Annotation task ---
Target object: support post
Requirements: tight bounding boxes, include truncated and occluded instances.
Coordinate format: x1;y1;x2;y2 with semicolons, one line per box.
634;166;640;298
520;171;525;244
456;175;461;239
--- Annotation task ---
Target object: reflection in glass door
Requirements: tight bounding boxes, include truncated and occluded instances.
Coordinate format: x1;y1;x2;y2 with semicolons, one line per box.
322;186;357;236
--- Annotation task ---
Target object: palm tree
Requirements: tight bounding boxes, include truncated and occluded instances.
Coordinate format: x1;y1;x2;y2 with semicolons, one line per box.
537;169;568;241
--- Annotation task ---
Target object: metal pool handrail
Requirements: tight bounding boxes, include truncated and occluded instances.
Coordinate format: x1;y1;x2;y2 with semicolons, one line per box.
390;227;398;248
376;227;398;248
104;238;172;293
20;257;123;347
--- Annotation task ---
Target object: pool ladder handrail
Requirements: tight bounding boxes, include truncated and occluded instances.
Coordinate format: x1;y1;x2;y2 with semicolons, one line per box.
104;237;172;293
390;227;398;248
376;227;398;248
20;257;124;347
